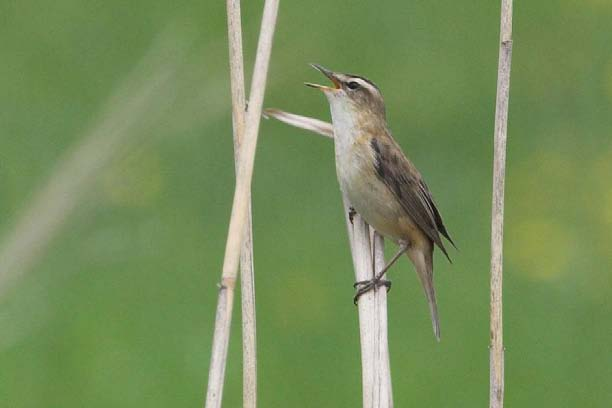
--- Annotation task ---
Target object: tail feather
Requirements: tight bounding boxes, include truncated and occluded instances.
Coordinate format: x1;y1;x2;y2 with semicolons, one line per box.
408;247;441;341
422;275;441;342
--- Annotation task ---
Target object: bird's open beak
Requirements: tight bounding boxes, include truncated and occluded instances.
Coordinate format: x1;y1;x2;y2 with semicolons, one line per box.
305;64;341;92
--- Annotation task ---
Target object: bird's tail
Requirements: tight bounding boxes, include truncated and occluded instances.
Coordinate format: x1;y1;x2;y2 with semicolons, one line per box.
408;248;440;341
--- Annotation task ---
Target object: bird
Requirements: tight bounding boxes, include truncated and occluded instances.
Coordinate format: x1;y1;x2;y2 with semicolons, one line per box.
306;64;455;340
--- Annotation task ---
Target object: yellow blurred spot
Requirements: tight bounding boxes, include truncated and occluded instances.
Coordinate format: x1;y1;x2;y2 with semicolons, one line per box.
101;148;164;207
510;150;576;215
508;219;573;281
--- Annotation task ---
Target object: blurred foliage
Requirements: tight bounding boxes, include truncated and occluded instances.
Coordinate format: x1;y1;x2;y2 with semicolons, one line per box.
1;0;611;407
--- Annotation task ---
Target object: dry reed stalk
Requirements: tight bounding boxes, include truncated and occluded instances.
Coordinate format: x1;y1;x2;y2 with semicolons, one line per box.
262;109;333;138
490;0;513;407
205;1;279;407
225;0;257;406
265;109;393;407
346;209;393;408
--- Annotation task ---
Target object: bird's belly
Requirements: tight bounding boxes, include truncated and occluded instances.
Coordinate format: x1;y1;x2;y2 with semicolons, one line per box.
339;160;413;242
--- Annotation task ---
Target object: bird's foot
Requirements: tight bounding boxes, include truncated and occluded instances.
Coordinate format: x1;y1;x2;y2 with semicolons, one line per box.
353;278;392;305
348;207;357;224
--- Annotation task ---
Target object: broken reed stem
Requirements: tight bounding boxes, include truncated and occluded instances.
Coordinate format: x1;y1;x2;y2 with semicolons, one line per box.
490;0;513;407
205;1;279;407
225;0;257;407
262;109;333;139
264;109;393;407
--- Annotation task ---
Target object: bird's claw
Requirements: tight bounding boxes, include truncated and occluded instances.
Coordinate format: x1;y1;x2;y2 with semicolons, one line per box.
353;278;392;305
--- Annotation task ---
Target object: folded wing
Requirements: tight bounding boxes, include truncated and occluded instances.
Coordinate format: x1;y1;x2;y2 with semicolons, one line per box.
370;136;455;261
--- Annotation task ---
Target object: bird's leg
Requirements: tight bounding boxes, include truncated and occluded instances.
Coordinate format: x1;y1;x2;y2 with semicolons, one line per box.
353;242;409;305
348;207;357;225
374;241;408;281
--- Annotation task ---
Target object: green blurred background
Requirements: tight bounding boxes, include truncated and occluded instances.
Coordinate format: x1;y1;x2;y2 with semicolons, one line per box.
1;0;611;406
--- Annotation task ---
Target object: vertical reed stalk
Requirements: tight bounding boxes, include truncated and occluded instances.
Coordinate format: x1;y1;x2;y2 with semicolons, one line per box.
490;0;513;407
343;197;393;408
225;0;257;407
205;1;279;407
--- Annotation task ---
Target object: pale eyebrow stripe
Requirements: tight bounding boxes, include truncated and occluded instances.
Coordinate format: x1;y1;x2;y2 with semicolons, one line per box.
346;74;380;91
354;78;378;95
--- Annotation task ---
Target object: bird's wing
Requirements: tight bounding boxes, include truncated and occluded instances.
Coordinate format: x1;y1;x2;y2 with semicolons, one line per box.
370;136;455;261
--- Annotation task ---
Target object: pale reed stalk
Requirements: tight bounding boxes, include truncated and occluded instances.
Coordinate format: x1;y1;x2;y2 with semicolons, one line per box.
225;0;257;407
490;0;513;406
205;1;279;407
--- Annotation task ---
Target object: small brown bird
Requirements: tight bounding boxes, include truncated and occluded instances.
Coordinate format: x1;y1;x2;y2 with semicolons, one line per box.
306;64;455;340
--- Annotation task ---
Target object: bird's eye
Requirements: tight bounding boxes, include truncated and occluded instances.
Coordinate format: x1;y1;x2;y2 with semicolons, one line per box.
347;81;360;90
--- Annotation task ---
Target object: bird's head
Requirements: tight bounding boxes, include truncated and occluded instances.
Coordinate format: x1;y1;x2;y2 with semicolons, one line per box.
306;64;386;121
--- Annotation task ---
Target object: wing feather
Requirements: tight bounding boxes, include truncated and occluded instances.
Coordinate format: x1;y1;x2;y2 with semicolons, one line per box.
370;136;455;261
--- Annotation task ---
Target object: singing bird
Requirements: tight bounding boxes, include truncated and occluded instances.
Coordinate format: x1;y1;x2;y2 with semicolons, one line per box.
306;64;455;340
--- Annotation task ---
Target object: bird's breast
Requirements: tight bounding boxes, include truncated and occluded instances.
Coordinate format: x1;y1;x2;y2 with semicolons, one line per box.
333;134;411;242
